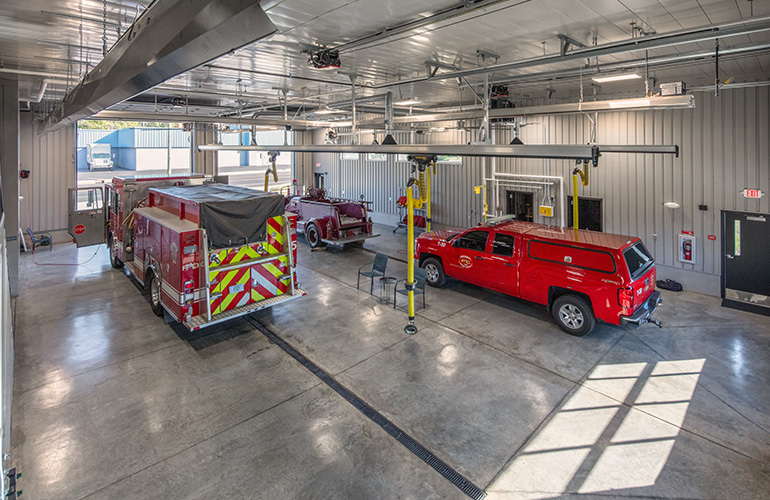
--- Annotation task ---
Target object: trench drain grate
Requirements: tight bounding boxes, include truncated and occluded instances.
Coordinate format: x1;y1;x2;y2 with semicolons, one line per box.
246;316;486;500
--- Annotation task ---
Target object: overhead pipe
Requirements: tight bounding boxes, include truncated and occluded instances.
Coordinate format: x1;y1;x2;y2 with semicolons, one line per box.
350;75;358;144
370;16;770;89
482;41;770;91
335;0;524;54
383;92;397;144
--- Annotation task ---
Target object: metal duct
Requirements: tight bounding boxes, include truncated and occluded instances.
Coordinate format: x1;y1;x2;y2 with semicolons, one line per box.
38;0;277;133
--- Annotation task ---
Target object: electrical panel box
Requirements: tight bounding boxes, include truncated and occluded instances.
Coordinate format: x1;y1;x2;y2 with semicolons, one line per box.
539;205;554;218
660;81;686;96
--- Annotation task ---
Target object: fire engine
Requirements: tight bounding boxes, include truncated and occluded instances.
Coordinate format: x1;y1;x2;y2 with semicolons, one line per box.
71;175;306;331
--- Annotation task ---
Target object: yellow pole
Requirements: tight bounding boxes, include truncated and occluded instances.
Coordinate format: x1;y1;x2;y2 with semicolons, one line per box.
406;182;417;334
483;185;488;221
572;171;579;234
572;162;589;234
264;158;279;191
426;164;432;232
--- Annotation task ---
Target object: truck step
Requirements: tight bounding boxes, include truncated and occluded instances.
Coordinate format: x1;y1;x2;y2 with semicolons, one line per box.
185;288;307;330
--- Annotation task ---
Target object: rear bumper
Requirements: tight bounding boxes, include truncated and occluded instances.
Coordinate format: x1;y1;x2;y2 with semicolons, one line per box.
620;291;662;327
322;232;380;246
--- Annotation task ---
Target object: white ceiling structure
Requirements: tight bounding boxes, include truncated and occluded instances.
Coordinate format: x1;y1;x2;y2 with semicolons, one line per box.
1;0;769;126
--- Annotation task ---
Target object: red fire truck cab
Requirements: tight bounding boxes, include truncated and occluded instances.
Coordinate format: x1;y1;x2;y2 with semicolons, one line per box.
103;177;306;331
415;218;662;336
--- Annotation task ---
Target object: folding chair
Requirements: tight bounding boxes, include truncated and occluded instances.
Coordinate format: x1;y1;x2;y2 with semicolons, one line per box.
357;252;388;294
26;227;52;252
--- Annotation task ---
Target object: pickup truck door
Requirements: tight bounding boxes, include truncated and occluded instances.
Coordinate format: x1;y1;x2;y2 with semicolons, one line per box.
446;229;490;286
483;233;520;296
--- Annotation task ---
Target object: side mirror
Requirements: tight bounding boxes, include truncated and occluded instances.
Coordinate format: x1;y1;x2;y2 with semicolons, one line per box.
451;239;460;248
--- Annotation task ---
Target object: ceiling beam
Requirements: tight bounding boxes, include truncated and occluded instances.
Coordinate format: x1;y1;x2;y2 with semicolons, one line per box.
38;0;277;133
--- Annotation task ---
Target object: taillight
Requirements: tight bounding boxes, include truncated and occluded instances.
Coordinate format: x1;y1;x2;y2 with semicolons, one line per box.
618;287;634;309
184;280;195;305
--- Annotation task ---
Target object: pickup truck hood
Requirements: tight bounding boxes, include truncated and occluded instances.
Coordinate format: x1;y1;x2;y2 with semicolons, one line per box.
418;228;464;241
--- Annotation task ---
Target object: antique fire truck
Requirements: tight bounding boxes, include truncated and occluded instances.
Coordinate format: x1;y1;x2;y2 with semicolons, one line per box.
70;175;306;331
284;187;379;248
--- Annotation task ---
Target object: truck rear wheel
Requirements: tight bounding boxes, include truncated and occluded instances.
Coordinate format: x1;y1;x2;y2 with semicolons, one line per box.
149;272;164;317
422;257;446;287
552;295;595;336
108;234;123;269
305;223;325;248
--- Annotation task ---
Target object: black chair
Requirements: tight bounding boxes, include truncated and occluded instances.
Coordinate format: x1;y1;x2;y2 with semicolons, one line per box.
26;227;52;252
357;252;388;294
394;267;427;310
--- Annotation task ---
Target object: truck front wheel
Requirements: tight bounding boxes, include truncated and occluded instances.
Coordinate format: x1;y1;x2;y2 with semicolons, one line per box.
149;272;164;317
108;234;123;269
305;223;325;249
422;257;446;287
552;295;595;336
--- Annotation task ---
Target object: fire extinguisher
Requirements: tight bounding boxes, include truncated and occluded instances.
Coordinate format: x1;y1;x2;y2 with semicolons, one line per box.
682;240;692;261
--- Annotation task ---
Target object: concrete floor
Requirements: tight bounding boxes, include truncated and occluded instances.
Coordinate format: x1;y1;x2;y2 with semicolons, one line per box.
11;225;770;499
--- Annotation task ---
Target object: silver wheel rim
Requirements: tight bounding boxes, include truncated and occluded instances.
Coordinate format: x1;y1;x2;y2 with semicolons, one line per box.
151;277;161;307
425;264;439;283
109;239;116;261
307;227;317;245
558;304;584;329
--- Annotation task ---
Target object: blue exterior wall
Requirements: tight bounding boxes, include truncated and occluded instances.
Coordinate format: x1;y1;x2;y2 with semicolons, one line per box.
76;127;191;170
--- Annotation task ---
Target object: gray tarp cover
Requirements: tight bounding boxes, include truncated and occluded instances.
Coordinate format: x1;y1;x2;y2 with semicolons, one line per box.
151;184;285;249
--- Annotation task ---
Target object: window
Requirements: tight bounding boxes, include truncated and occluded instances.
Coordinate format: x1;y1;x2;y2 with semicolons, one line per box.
455;230;489;252
341;152;359;160
623;242;654;280
437;155;461;164
367;153;387;161
492;234;515;257
73;188;104;212
396;154;410;162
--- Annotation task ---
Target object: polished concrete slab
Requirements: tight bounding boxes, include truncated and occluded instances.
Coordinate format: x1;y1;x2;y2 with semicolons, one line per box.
11;237;770;500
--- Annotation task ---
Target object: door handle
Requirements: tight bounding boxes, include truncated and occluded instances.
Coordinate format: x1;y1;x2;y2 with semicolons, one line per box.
474;256;484;260
726;254;734;259
504;262;515;267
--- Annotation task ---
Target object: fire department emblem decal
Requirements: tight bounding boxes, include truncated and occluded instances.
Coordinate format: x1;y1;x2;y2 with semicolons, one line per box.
459;255;473;269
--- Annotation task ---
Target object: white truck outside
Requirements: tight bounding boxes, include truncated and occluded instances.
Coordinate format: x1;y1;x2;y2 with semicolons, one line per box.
87;143;114;171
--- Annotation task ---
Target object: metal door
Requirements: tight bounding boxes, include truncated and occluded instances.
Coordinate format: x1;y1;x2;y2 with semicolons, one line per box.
68;187;106;247
722;210;770;312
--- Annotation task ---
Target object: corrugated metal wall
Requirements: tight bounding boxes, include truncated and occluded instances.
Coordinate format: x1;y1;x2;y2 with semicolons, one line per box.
76;127;191;148
302;88;769;294
20;112;76;240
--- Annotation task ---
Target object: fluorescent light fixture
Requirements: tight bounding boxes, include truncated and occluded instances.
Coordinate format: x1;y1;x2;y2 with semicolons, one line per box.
663;202;681;209
394;98;421;106
592;73;642;83
315;109;345;115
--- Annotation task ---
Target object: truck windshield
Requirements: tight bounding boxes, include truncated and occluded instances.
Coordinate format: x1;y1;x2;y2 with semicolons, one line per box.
94;153;110;158
623;242;654;280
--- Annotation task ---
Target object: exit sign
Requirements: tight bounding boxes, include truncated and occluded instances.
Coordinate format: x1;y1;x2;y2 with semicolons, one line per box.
742;189;764;199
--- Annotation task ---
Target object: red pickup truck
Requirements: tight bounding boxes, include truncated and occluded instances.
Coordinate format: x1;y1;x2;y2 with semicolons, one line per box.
415;218;661;336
